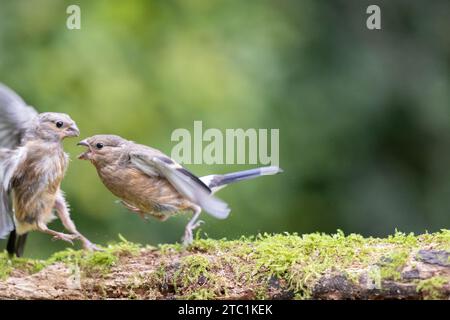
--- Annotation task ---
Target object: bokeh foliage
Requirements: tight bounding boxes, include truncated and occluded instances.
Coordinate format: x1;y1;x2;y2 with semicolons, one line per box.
0;0;449;258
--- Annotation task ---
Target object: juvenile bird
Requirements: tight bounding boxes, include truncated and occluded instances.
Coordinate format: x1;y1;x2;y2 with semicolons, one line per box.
0;83;97;256
77;134;282;245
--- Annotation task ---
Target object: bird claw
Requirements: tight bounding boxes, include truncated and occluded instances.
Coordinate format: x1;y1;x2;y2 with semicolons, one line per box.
192;220;205;229
182;220;204;246
182;230;193;247
52;233;77;245
83;241;103;252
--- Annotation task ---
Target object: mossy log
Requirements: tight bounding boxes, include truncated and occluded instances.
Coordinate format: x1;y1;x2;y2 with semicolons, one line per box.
0;231;449;300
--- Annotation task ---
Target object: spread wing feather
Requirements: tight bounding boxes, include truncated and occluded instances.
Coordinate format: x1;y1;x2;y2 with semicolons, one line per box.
0;83;38;149
0;148;25;238
129;150;230;219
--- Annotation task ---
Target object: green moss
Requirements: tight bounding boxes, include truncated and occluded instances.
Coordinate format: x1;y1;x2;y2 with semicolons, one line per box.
172;255;221;299
46;247;115;275
418;229;450;251
386;230;419;247
366;266;382;289
0;235;139;279
378;250;410;281
246;231;376;297
176;255;211;287
0;252;47;279
0;252;13;279
158;242;183;255
176;229;449;298
416;276;448;300
190;237;239;252
112;234;142;255
156;252;231;299
44;235;142;275
2;230;450;300
85;251;117;274
254;286;269;299
186;288;217;299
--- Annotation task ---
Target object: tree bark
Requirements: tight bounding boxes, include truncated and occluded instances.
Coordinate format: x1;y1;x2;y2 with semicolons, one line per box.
0;232;449;300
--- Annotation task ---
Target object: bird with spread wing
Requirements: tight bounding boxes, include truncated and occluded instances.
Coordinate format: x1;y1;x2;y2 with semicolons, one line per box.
0;83;98;256
78;134;282;245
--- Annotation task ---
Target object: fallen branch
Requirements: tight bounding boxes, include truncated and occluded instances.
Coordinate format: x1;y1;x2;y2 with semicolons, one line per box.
0;231;449;299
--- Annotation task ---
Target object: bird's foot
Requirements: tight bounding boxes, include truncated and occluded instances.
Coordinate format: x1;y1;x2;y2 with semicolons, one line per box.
82;239;103;252
192;220;204;229
182;220;204;247
182;229;193;247
52;232;77;245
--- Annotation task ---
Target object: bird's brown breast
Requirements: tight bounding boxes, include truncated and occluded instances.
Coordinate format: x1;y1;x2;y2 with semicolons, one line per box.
96;163;193;216
12;141;68;225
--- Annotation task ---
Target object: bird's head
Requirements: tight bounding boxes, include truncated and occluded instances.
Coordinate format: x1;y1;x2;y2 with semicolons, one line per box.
77;134;127;165
27;112;80;142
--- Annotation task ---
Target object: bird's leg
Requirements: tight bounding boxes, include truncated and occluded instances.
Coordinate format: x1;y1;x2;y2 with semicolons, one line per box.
54;194;101;251
182;207;204;246
37;222;77;245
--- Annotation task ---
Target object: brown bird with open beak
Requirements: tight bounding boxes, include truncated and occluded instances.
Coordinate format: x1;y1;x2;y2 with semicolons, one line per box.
0;83;97;256
78;134;282;245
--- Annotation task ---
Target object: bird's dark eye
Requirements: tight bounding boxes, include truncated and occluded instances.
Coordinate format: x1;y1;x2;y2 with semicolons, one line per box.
96;143;104;149
56;121;64;128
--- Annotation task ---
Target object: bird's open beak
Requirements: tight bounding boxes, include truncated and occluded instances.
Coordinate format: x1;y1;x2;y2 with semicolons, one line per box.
77;139;90;160
66;124;80;137
77;140;89;147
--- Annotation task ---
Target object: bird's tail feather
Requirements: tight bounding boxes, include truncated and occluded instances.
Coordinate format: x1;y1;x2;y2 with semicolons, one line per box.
201;166;283;193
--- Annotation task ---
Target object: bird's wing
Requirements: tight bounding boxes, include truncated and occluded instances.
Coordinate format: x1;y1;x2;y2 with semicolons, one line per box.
0;148;26;239
0;83;38;149
129;150;230;219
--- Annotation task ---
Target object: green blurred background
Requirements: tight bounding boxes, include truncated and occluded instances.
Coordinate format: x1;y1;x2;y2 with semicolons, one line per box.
0;0;449;258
